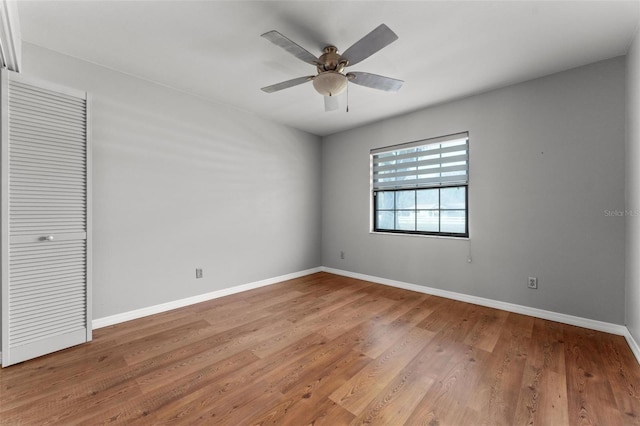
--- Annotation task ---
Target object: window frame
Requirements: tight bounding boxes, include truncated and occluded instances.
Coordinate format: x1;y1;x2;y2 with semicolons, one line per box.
372;184;469;238
370;132;469;238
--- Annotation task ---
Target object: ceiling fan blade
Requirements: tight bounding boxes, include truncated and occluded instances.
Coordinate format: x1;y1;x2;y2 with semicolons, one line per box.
261;30;318;65
261;76;314;93
341;24;398;67
347;72;403;92
324;95;339;112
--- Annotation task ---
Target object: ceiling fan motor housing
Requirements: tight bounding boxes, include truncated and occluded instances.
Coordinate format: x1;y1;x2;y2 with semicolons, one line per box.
317;46;347;72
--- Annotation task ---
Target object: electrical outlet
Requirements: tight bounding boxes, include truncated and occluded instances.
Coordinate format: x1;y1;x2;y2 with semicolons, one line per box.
340;251;345;260
528;277;538;289
196;268;203;279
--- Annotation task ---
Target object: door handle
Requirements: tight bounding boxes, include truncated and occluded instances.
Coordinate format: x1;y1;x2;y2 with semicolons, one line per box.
42;235;54;241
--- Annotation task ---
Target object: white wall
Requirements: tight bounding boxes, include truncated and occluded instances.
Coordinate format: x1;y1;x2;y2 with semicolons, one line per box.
13;43;322;320
322;57;627;324
627;29;640;343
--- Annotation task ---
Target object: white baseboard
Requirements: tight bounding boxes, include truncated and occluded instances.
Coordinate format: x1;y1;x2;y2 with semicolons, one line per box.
624;329;640;365
92;267;322;329
321;267;629;337
89;264;639;366
324;266;640;365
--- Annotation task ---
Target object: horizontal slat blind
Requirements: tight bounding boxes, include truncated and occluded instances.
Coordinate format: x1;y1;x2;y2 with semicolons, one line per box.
371;132;468;190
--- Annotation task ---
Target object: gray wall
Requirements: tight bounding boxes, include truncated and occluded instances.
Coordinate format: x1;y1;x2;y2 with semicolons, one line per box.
627;30;640;343
322;57;627;325
16;43;322;320
0;43;631;339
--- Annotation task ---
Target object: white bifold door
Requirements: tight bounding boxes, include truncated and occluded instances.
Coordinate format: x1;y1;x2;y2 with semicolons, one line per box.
1;70;91;367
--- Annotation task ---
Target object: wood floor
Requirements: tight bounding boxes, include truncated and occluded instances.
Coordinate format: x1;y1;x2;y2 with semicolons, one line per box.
1;272;639;425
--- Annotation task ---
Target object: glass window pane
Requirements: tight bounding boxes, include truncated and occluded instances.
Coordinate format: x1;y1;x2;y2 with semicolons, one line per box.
417;210;439;232
376;191;394;210
395;210;415;231
396;190;415;209
441;186;466;209
377;211;395;230
441;210;466;234
417;189;439;209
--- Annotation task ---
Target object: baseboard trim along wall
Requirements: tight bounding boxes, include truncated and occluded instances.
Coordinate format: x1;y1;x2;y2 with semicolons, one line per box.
90;266;640;365
92;267;322;329
321;267;640;365
625;329;640;364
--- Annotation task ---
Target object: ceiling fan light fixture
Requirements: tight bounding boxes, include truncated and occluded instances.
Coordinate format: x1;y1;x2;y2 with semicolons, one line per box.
312;71;348;96
260;25;403;110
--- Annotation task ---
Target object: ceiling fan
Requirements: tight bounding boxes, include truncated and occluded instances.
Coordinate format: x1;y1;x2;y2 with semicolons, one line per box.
260;24;403;112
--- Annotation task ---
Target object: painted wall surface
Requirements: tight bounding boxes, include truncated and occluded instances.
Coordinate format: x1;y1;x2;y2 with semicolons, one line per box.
10;43;322;320
627;30;640;343
322;58;627;324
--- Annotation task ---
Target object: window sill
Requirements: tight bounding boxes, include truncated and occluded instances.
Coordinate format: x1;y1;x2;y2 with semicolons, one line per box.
369;231;469;241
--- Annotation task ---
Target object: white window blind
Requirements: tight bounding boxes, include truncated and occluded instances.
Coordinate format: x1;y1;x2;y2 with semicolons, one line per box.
371;132;468;190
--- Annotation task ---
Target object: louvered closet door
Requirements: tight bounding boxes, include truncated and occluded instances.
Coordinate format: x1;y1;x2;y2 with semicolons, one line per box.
1;71;91;367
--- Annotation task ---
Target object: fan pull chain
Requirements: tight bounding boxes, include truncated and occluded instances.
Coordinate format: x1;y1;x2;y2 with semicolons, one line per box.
346;82;349;113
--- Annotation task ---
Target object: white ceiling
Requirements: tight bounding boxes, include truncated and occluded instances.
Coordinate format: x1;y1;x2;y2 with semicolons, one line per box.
16;1;640;136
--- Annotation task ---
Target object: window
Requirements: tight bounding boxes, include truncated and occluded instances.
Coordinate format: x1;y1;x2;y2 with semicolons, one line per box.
371;132;469;237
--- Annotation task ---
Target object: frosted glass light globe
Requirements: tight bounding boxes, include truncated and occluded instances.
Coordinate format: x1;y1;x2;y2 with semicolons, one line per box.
312;72;348;96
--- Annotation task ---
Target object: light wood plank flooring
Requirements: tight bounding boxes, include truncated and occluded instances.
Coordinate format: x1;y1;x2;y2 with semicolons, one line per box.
1;272;639;425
